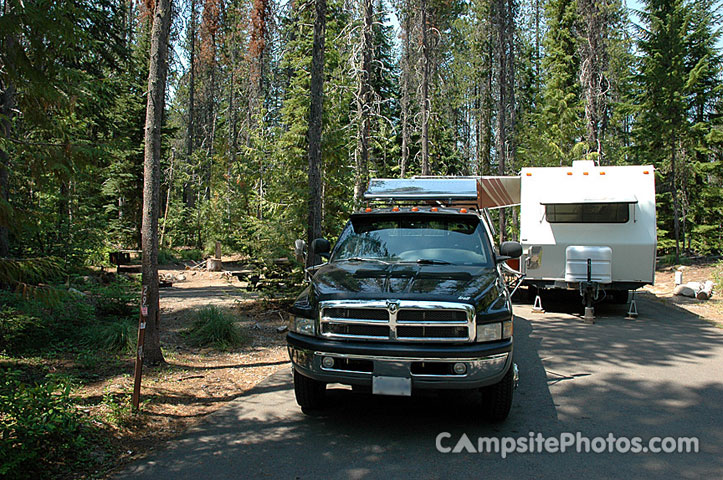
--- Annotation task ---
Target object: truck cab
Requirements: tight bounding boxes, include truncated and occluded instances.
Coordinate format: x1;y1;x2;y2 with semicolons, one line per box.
287;178;522;422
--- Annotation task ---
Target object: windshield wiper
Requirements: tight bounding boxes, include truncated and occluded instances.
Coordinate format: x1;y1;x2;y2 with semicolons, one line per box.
340;257;389;264
415;259;452;265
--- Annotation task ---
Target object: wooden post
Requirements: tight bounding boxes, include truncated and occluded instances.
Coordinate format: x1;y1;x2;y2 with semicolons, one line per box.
132;285;149;411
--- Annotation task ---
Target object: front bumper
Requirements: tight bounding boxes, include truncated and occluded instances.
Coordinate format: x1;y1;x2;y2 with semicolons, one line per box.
287;332;512;390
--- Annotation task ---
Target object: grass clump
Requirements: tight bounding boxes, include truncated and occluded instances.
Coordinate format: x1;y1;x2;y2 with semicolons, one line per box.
184;306;246;350
83;318;137;353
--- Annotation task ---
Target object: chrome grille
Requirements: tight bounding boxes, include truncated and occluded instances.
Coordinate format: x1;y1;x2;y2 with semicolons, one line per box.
319;300;475;342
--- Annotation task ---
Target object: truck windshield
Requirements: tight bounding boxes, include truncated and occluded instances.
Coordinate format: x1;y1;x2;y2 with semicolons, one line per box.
332;215;492;266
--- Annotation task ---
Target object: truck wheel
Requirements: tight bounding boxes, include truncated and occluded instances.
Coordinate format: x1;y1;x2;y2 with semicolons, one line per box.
480;364;514;422
294;369;326;410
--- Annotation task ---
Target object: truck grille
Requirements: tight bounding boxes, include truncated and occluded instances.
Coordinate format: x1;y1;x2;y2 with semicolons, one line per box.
319;301;475;342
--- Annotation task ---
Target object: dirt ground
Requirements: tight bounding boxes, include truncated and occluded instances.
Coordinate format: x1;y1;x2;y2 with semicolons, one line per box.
77;258;296;478
645;260;723;326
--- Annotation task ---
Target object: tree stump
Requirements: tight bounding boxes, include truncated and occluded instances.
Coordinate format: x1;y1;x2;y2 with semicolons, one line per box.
207;257;222;271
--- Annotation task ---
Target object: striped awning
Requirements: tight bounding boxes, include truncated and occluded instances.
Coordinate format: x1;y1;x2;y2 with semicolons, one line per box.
477;176;521;209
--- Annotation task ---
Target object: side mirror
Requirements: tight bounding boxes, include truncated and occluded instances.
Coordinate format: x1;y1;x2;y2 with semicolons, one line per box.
497;241;522;262
294;239;307;263
311;238;331;259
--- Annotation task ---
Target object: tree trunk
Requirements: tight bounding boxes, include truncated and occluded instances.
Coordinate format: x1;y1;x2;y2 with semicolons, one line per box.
141;0;173;366
400;7;411;178
249;0;269;117
671;142;680;260
184;0;197;210
160;148;175;248
480;33;493;175
494;0;507;242
354;0;373;204
578;0;609;162
420;0;430;175
307;0;326;268
0;0;17;257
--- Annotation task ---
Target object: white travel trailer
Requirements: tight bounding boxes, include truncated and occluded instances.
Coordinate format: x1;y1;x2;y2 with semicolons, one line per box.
518;161;657;311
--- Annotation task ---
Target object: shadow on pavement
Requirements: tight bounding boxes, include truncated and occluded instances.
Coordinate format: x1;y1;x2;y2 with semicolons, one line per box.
116;296;723;480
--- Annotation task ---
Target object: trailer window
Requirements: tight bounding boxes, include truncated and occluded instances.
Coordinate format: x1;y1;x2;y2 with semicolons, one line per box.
545;203;630;223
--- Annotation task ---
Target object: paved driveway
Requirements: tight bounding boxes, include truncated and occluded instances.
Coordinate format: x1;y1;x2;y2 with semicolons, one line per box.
117;296;723;479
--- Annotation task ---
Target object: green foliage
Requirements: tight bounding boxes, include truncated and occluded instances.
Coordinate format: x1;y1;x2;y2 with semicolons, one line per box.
539;0;585;166
0;276;137;355
83;318;137;353
634;0;723;256
89;276;138;317
184;306;246;350
99;389;134;427
714;260;723;293
0;371;95;480
0;290;96;355
0;305;49;354
157;248;204;264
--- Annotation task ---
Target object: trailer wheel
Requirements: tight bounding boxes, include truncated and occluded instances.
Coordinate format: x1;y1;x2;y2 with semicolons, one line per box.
480;364;514;422
294;369;326;411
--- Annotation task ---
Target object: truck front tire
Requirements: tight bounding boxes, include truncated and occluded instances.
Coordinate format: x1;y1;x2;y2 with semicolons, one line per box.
480;364;514;422
293;369;326;410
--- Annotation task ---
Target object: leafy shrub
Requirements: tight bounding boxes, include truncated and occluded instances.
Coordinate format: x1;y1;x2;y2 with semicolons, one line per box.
0;290;98;355
0;372;95;480
184;306;246;350
0;306;49;355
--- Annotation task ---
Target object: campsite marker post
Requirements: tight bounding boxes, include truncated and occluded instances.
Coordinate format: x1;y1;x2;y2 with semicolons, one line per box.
132;285;148;411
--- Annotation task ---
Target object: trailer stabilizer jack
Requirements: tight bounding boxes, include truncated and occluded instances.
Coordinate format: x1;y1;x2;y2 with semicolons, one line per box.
532;295;545;313
626;291;639;319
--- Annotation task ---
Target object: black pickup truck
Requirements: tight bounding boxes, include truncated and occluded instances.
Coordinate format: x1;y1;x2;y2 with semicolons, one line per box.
287;178;522;422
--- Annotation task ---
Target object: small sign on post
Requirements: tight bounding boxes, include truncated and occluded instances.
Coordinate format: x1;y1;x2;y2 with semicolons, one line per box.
132;285;149;411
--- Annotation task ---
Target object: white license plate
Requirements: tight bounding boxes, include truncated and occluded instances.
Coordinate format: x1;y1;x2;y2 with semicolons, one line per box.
372;376;412;396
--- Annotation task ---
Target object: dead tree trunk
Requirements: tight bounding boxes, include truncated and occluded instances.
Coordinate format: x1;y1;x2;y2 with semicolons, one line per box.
354;0;373;204
400;7;412;178
184;0;197;210
493;0;516;242
419;0;430;175
494;0;507;242
307;0;326;267
141;0;173;366
579;0;609;163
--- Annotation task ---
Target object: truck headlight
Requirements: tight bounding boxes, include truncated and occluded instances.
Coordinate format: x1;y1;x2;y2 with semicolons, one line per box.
476;320;513;342
289;315;316;336
476;322;502;342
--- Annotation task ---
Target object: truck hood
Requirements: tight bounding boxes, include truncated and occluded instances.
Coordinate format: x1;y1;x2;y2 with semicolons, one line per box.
310;261;500;304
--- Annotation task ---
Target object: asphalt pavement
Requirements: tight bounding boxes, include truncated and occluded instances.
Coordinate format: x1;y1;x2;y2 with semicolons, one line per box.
117;294;723;479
